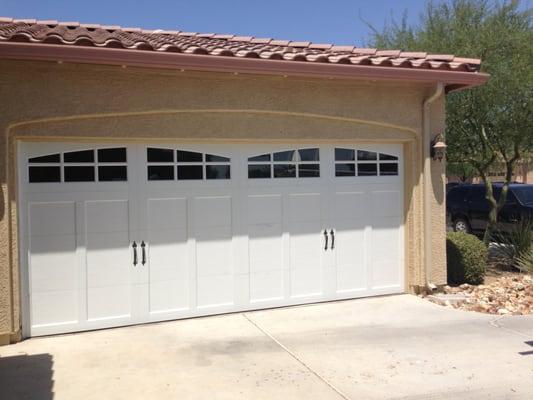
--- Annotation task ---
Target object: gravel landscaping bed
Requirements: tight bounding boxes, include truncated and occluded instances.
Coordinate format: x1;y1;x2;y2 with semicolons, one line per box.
424;273;532;315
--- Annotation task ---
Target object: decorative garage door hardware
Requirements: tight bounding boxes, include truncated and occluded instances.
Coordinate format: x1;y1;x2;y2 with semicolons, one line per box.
323;229;335;250
131;241;147;266
19;142;404;337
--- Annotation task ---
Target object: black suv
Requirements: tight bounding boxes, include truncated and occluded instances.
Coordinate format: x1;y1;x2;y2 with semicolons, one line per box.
447;183;533;234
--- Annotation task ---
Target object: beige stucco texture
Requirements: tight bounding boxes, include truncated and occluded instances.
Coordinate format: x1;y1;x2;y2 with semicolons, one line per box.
0;60;447;343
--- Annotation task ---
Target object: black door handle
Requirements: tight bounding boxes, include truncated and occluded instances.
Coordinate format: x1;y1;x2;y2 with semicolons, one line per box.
330;229;335;250
324;230;328;250
141;241;146;265
132;241;138;266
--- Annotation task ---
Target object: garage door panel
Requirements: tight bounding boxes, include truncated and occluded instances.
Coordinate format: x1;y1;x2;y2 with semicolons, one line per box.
371;218;401;262
147;198;189;314
148;197;187;231
86;200;129;233
290;227;323;298
85;200;133;320
370;217;402;288
31;290;78;327
248;226;284;302
247;194;282;224
334;225;367;292
196;225;234;308
87;285;132;321
29;202;76;236
331;192;367;220
147;232;189;313
288;193;322;222
371;190;402;217
29;235;78;292
371;260;401;289
28;202;79;328
193;196;232;228
247;194;284;302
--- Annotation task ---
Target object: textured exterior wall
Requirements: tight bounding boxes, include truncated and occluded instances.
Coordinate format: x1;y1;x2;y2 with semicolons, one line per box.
429;95;447;285
0;60;447;343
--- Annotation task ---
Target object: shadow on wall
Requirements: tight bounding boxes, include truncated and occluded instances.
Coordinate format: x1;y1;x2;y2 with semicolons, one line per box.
0;353;54;400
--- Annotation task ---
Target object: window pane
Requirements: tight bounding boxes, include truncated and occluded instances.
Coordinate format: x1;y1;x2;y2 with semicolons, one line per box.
147;148;174;162
248;154;271;162
148;165;174;181
64;166;95;182
29;166;60;182
98;166;127;181
64;150;94;163
298;148;320;161
177;150;202;162
206;165;231;179
357;150;377;161
379;153;398;161
248;164;271;178
28;154;60;163
178;165;203;180
358;163;377;176
274;164;296;178
98;148;127;163
335;163;356;177
298;164;320;177
273;150;295;162
379;163;398;176
206;154;230;162
335;148;354;161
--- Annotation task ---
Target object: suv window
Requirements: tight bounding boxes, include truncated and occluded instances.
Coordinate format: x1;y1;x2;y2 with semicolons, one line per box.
511;186;533;205
447;186;467;204
467;186;486;206
492;187;520;205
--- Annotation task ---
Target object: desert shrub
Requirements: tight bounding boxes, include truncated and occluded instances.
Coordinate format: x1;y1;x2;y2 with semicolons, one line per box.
491;219;532;273
447;232;488;285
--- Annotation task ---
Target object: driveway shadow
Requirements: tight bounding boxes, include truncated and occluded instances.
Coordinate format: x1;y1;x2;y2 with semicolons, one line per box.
0;353;53;400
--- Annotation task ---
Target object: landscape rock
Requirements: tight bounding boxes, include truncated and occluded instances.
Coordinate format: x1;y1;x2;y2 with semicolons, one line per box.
426;274;532;315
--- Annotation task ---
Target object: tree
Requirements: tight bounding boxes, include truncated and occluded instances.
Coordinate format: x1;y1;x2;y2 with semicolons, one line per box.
366;0;533;244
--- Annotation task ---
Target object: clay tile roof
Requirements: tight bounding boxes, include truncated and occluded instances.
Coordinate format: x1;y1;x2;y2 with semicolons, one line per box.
0;17;483;76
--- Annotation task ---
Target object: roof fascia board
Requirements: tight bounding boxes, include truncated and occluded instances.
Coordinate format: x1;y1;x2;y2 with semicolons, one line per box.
0;42;489;89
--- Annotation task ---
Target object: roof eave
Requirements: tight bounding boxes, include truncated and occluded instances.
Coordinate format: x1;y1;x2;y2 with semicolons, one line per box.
0;42;489;89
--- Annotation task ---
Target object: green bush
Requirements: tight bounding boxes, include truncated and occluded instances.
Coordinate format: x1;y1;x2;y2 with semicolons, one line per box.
447;232;487;285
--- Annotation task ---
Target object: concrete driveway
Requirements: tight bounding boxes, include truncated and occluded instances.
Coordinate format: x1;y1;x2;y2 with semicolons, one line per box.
1;295;532;400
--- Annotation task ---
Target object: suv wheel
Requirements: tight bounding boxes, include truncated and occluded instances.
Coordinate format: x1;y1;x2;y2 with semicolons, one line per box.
453;218;471;233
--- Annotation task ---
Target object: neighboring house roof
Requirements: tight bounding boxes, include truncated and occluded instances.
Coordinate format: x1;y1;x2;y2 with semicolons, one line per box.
0;17;488;90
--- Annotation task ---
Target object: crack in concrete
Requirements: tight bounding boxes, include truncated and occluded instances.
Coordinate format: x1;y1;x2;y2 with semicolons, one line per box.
489;315;532;339
242;312;351;400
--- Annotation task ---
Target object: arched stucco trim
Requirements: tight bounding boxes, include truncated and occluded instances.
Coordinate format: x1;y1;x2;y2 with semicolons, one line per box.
7;109;418;139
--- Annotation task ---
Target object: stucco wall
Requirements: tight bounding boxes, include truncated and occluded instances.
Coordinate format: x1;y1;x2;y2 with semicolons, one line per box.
0;59;447;343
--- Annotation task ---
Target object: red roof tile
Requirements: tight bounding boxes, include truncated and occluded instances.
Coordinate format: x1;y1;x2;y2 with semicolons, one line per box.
0;17;482;74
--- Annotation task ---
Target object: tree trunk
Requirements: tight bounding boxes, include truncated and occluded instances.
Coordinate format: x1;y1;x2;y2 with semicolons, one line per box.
482;177;498;245
481;153;520;245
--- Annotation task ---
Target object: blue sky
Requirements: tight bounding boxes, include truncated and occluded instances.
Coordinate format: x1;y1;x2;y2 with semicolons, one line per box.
3;1;530;46
2;0;437;46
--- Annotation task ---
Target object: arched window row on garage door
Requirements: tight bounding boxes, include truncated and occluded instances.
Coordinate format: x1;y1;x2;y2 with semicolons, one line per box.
147;148;231;181
248;148;320;179
28;147;127;183
334;148;399;177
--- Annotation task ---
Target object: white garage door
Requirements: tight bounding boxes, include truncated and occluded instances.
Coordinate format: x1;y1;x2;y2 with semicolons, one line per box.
19;142;404;337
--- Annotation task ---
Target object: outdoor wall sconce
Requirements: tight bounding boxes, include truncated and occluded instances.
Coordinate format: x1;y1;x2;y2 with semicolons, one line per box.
431;133;447;161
